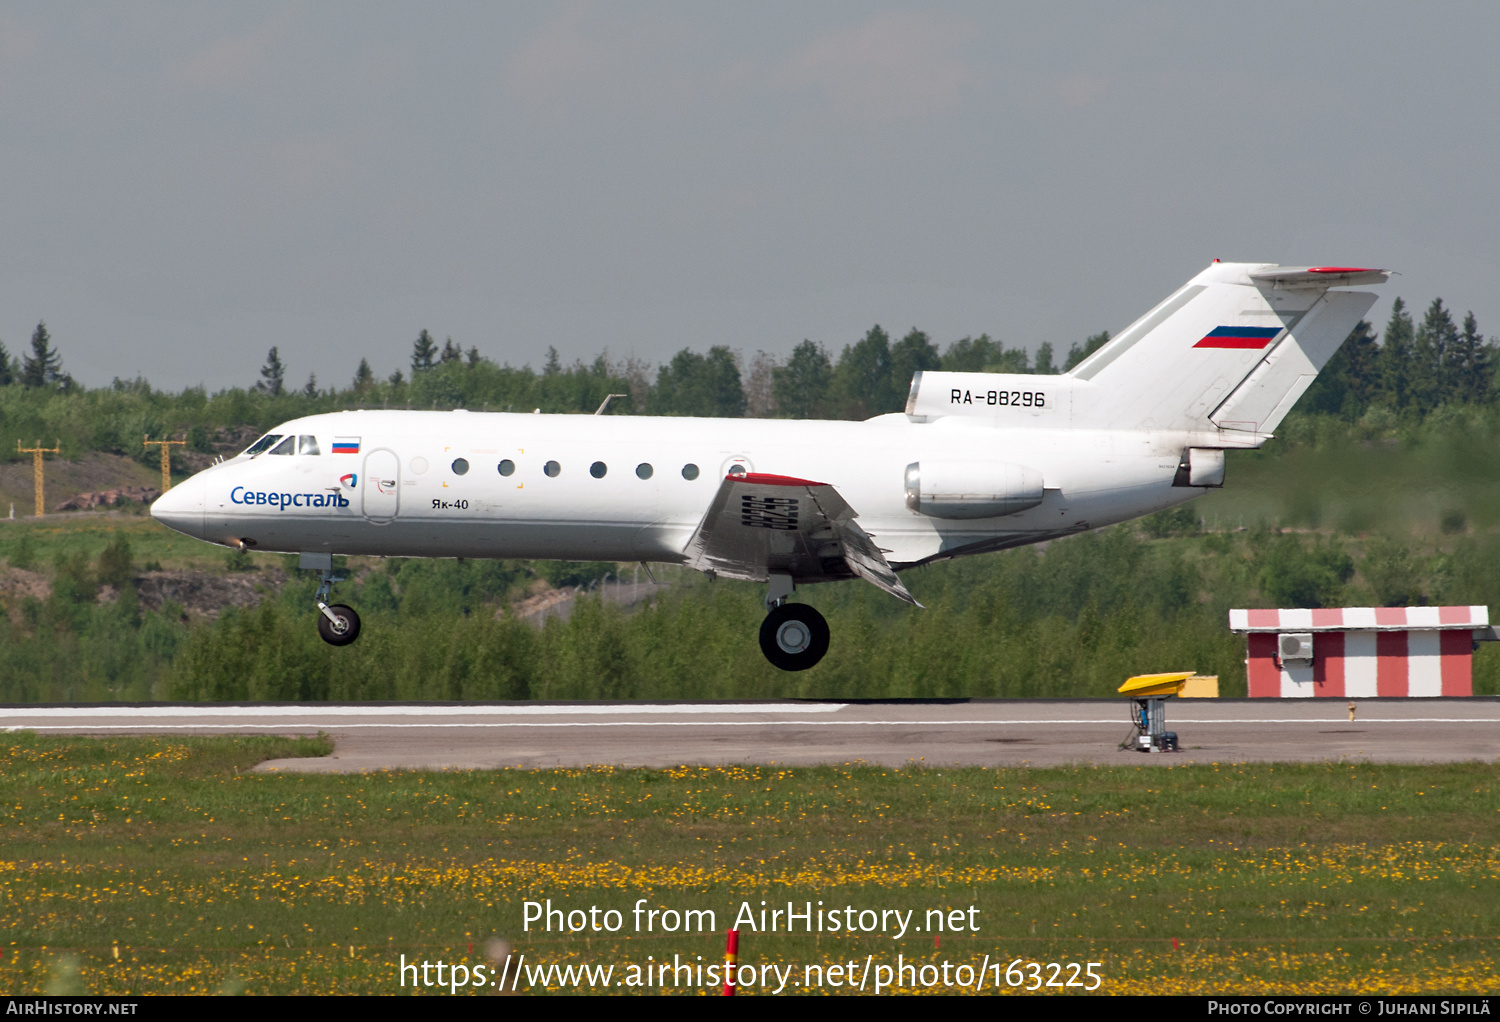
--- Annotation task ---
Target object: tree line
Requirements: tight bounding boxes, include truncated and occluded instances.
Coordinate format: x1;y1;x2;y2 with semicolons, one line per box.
0;318;1108;468
1;293;1493;473
1303;299;1496;419
247;323;1110;421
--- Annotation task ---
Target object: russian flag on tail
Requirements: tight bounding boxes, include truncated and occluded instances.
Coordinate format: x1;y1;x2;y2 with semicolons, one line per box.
1193;326;1282;350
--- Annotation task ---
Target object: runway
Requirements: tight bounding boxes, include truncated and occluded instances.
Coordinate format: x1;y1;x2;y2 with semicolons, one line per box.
4;699;1498;771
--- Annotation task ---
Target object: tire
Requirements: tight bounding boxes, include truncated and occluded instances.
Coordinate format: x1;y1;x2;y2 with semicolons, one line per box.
317;604;362;646
758;603;830;671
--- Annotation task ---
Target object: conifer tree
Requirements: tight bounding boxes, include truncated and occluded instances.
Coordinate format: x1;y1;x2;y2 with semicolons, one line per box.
411;330;438;373
352;358;375;393
466;346;481;368
1411;298;1458;413
21;321;63;388
829;325;893;419
0;339;12;386
772;340;833;418
1448;311;1494;405
440;337;462;364
887;329;942;404
1376;298;1414;409
257;347;285;396
302;374;319;398
1033;342;1057;375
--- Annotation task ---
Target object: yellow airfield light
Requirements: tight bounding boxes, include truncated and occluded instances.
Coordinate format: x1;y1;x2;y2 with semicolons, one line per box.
16;439;60;517
1117;671;1196;698
144;434;186;493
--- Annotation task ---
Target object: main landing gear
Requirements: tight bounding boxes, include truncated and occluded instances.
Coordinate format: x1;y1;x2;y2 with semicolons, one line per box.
303;553;361;647
758;574;828;671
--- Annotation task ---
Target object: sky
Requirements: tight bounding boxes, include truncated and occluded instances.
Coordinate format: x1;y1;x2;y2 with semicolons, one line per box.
2;2;1498;392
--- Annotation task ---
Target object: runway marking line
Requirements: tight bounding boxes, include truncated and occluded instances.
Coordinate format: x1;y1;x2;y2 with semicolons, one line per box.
5;717;1498;732
0;702;846;718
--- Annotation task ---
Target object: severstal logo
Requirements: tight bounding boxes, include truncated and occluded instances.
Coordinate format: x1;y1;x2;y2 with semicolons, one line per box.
230;486;350;509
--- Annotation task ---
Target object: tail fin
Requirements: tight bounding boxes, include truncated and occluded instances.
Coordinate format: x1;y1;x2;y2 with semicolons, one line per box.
1066;262;1385;434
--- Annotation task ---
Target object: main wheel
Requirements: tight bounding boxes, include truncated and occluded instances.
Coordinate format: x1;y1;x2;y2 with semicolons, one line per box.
317;604;361;646
759;603;830;671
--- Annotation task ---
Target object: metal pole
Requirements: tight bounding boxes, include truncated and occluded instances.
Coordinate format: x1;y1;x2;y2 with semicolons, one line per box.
17;440;60;517
143;435;186;492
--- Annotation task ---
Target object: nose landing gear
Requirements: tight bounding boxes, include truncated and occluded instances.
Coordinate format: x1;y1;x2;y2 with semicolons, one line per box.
758;573;828;671
303;552;362;647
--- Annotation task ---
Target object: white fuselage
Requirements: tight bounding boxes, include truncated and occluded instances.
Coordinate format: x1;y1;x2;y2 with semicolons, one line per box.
152;408;1206;575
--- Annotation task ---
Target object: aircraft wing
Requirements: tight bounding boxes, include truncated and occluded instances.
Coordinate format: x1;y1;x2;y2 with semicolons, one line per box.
682;472;921;606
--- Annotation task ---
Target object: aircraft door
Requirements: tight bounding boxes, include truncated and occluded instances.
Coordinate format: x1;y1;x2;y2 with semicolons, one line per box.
362;449;400;523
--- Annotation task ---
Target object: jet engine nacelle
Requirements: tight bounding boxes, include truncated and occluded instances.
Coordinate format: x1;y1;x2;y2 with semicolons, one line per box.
903;460;1044;519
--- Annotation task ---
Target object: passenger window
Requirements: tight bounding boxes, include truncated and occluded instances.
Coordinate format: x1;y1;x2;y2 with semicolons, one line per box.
727;464;746;477
298;435;321;456
590;461;607;478
636;463;653;479
269;436;296;456
245;434;281;456
682;463;699;480
452;458;470;475
498;459;515;476
544;461;561;478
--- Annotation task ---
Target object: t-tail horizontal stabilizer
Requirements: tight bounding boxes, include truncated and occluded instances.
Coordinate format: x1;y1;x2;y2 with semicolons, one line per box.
1066;261;1386;435
682;472;921;606
903;262;1386;442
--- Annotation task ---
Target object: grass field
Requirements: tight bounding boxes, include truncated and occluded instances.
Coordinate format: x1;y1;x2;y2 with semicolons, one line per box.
1;734;1496;995
0;511;252;575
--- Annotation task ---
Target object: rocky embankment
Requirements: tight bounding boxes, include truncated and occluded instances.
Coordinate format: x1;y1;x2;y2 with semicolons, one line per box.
55;486;161;512
0;565;290;620
133;567;290;617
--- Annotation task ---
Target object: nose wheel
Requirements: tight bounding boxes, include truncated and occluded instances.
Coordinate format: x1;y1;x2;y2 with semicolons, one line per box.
308;559;362;647
317;603;362;646
759;603;829;671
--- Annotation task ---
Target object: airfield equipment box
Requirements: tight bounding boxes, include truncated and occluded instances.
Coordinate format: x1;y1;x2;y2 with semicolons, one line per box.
1228;606;1491;698
1179;675;1219;698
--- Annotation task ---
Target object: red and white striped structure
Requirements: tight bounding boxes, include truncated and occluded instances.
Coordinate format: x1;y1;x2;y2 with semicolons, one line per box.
1228;606;1489;698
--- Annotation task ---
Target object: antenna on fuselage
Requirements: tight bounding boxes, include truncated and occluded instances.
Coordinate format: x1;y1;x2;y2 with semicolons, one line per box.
594;393;629;415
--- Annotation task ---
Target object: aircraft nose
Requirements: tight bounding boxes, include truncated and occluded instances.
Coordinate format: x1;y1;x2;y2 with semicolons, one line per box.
150;473;206;539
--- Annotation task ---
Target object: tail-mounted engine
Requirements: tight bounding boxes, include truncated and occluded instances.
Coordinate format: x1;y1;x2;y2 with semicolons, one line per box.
904;461;1044;519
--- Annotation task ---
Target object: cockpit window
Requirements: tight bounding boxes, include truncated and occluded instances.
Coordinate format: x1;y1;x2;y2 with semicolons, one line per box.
244;434;282;456
298;435;321;456
269;436;296;456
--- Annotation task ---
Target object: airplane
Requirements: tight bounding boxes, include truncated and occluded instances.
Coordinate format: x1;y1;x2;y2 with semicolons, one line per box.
150;261;1387;670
